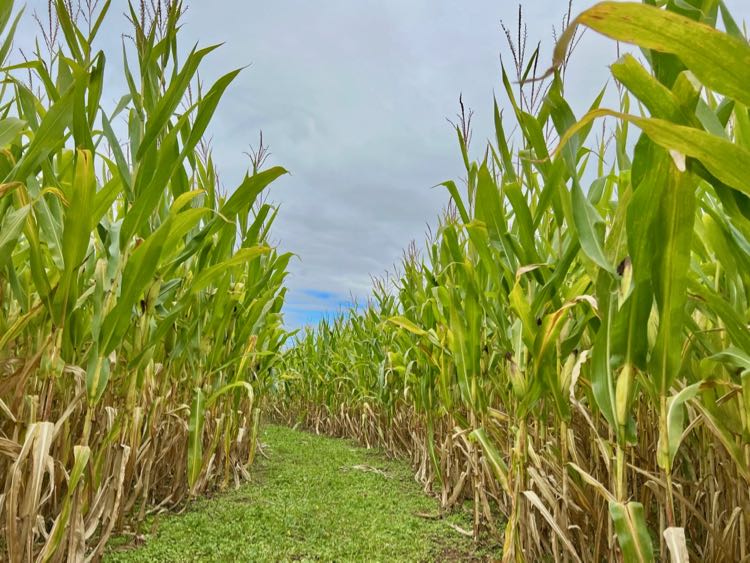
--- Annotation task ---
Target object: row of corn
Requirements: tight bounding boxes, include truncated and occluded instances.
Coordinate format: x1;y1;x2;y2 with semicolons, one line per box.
280;2;750;561
0;2;290;560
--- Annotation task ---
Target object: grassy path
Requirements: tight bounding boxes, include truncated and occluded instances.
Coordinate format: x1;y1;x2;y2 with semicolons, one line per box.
106;425;493;562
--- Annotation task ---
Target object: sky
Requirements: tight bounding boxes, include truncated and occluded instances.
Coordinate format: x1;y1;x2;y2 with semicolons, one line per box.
15;1;750;329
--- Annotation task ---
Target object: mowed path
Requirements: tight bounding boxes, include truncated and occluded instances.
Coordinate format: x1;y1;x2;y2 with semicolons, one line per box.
106;425;492;562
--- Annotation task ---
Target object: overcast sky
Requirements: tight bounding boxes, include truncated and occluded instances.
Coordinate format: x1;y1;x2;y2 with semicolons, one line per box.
181;0;622;329
17;1;750;328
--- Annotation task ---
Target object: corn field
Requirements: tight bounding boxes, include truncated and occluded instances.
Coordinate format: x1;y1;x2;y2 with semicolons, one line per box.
279;2;750;561
0;1;290;560
2;0;750;561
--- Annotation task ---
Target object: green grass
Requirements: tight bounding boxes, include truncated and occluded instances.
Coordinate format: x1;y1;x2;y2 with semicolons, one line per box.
105;425;498;562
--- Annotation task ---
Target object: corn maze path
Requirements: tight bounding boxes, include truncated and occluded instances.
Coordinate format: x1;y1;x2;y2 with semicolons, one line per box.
105;425;494;562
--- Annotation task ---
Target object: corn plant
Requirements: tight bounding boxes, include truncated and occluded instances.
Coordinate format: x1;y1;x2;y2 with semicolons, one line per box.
0;1;290;560
279;1;750;561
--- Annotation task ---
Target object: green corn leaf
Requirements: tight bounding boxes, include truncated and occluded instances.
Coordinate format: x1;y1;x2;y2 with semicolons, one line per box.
12;86;75;182
505;181;541;265
709;347;750;371
552;2;750;107
660;382;701;469
0;203;30;262
719;1;744;38
163;208;210;257
0;0;14;36
532;300;594;420
54;0;84;61
509;280;536;350
648;161;695;394
0;117;25;148
470;428;510;494
87;0;112;43
101;111;132;193
474;163;506;242
136;44;220;161
170;189;205;214
690;282;750;352
85;349;109;404
610;54;688;124
205;381;254;409
611;284;652;441
71;63;94;152
571;178;616;273
493;98;516;182
57;149;96;320
558;108;750;198
0;6;23;67
100;218;173;355
121;111;192;244
438;180;470;224
387;316;427;336
609;501;655;563
187;388;206;490
92;176;122;223
591;292;617;430
126;307;185;369
221;167;288;220
190;246;270;294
